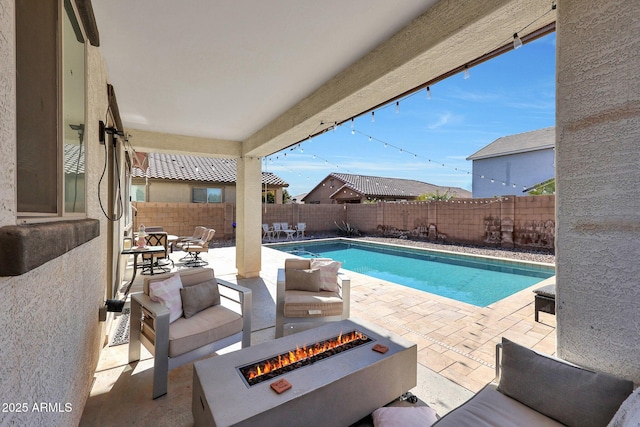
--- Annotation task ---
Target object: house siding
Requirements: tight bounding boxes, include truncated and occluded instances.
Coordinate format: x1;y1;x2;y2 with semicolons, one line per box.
471;148;555;198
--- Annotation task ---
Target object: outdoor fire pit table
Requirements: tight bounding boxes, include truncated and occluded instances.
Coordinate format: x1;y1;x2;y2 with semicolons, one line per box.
192;318;417;427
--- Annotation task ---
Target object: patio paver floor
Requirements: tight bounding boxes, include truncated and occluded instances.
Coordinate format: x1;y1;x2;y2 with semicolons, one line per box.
81;242;555;426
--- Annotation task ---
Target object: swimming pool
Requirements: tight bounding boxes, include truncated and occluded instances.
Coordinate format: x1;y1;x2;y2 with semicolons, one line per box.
268;239;554;307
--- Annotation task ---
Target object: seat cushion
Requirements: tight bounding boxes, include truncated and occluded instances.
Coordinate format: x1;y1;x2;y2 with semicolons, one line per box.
533;284;556;298
432;384;564;427
168;305;242;357
283;290;343;317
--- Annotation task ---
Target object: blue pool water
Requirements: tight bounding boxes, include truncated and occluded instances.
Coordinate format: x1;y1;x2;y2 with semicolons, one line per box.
269;239;554;307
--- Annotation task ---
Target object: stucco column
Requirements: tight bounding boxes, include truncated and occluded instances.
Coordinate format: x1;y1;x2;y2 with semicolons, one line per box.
274;188;283;204
556;0;640;382
235;156;262;278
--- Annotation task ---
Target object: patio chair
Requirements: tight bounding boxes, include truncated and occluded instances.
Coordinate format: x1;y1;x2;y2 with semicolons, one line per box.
272;223;282;238
141;232;174;274
275;258;350;338
183;228;215;267
296;222;306;238
175;226;207;250
128;267;252;399
262;224;274;240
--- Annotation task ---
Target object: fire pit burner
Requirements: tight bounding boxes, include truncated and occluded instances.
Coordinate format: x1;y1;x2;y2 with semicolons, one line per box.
238;330;373;386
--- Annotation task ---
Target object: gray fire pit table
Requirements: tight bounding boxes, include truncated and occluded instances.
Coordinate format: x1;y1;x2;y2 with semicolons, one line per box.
193;318;417;427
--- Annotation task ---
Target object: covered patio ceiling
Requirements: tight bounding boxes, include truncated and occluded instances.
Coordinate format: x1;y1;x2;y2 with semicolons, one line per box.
92;0;555;159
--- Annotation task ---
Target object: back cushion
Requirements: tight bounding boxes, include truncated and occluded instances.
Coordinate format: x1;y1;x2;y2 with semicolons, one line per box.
285;268;322;292
497;338;633;427
310;259;342;292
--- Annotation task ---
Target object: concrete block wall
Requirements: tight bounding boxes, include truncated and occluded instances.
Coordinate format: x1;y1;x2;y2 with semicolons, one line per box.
133;202;235;239
133;195;555;249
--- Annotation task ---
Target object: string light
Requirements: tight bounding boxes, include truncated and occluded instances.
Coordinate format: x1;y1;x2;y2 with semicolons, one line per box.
463;65;470;80
395;101;400;113
371;111;375;123
426;86;432;99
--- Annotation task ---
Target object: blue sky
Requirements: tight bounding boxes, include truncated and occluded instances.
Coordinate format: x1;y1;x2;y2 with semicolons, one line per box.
265;33;556;198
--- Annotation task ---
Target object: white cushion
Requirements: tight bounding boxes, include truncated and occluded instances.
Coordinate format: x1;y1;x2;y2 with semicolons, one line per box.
310;259;341;292
149;274;184;323
608;387;640;427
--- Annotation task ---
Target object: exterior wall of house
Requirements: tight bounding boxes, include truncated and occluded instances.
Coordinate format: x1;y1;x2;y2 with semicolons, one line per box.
303;176;344;204
556;0;640;383
471;148;555;198
0;3;109;424
132;178;238;203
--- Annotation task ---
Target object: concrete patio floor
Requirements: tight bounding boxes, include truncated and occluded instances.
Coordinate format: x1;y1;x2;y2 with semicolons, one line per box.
80;242;556;426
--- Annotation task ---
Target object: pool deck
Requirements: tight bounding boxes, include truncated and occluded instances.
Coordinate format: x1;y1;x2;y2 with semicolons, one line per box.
81;242;556;426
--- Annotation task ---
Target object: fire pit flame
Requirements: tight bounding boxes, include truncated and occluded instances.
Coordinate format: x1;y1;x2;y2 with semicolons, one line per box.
238;330;373;386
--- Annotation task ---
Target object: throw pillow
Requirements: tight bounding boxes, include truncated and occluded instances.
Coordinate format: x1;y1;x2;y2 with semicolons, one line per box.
497;338;633;427
180;279;221;318
285;268;322;292
149;274;184;323
372;406;438;427
309;259;342;292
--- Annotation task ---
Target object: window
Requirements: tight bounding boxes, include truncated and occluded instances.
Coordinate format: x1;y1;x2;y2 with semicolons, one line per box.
192;188;223;203
16;0;86;218
131;185;146;202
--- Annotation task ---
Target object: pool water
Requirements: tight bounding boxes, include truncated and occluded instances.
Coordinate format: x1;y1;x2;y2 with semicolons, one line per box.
269;239;554;307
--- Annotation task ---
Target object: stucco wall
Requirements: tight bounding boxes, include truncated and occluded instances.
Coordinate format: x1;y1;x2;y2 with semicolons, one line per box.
135;178;238;204
556;0;640;382
471;148;555;198
0;3;108;424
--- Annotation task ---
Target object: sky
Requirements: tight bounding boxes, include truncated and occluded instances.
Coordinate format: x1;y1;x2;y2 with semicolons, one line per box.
264;32;556;198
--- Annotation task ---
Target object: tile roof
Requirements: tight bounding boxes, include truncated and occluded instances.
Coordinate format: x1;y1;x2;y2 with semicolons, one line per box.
131;152;288;186
321;173;471;199
466;127;555;161
64;144;85;175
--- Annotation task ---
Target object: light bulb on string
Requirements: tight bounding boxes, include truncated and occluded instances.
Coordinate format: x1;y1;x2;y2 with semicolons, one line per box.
426;86;432;99
369;136;372;142
371;111;375;123
513;33;523;49
395;102;400;114
463;65;470;79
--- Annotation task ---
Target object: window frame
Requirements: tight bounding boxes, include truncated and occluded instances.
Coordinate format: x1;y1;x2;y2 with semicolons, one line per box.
16;0;88;223
192;187;224;204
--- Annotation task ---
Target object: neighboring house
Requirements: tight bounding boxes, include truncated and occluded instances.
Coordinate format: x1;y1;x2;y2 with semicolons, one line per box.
466;127;555;198
302;173;471;204
131;152;288;203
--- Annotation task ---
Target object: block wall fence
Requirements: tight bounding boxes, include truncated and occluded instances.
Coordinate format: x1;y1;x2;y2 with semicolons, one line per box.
133;194;555;250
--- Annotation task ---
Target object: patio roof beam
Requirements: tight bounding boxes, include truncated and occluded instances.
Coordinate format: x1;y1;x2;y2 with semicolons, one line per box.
127;129;241;159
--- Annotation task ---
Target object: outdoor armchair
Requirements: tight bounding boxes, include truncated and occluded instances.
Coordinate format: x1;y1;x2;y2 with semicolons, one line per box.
129;267;252;399
275;258;350;338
